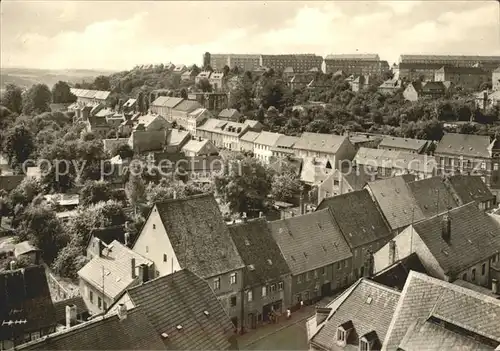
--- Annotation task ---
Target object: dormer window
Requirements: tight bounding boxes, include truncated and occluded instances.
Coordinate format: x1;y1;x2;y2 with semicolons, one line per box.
336;321;353;346
337;329;346;342
360;339;369;351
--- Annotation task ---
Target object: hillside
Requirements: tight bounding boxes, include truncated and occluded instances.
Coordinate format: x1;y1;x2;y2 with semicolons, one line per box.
0;67;116;90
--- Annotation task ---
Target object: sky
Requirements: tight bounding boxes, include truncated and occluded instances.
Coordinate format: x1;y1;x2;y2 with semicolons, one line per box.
1;0;499;71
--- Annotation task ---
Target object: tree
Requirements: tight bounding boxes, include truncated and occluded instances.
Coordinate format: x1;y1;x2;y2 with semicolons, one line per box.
229;75;254;112
196;78;213;93
271;170;301;203
180;88;188;99
223;65;230;76
137;91;146;113
51;81;77;103
17;203;68;262
22;84;52;115
1;84;23;114
93;75;111;91
3;123;35;169
9;178;44;211
112;143;134;159
52;244;89;280
214;156;273;215
125;170;146;214
80;180;113;206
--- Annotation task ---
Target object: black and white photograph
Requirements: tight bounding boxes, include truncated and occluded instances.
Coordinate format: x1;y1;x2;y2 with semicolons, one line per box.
1;0;500;350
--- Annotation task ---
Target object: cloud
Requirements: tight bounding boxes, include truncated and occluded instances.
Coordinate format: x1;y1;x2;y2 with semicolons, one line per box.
378;1;421;14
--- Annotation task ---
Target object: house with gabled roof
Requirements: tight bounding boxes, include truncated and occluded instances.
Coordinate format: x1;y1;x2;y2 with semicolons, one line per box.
0;266;57;348
378;136;429;154
181;138;218;157
373;202;500;288
17;306;166;350
406;176;459;217
293;132;356;170
382;271;500;351
150;96;183;121
371;252;428;291
267;209;353;307
317;166;376;201
271;135;300;159
78;240;153;315
253;131;283;164
435;133;499;190
218;108;241;122
105;269;237;350
195;71;212;85
239;131;260;153
307;278;401;351
444;174;496;210
317;189;392;280
365;175;426;234
131;194;245;329
197;118;249;151
228;219;291;330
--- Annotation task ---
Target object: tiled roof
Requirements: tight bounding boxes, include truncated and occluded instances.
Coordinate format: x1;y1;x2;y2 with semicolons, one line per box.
166;129;190;146
151;96;183;108
240;131;260;143
0;175;24;192
453;279;500;299
181;139;210;154
310;279;400;350
446;175;495;203
367;176;426;231
379;79;402;89
398;318;494;351
325;54;380;61
421;81;447;93
384;271;500;350
411;202;500;275
173;100;202;113
153;194;244;278
86;225;126;248
70;88;110;100
267;209;352;275
0;266;56;341
123;98;137;108
435;133;491;158
371;253;427;291
379;136;428;152
400;54;500;62
78;240;152;299
437;66;488;75
188;107;209;119
14;241;40;256
272;135;300;149
123;269;235;350
293;132;348;154
218;108;240;119
228;219;290;287
407;176;459;217
196;71;212;79
354;147;437;174
18;308;166;350
254;131;282;147
197;119;248;136
317;189;391;249
243;120;263;129
318;167;375;195
52;296;89;323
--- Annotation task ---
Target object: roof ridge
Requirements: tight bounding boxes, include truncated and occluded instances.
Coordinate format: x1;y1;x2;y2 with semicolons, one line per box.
361;278;402;295
414;201;478;222
154;192;214;206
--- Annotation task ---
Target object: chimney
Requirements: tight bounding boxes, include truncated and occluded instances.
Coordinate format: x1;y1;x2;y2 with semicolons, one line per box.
117;303;127;320
173;191;177;199
124;232;130;247
138;263;149;283
131;258;136;279
364;250;374;278
315;307;332;325
299;192;305;216
91;237;103;258
388;240;396;265
242;212;248;223
492;279;498;295
441;214;451;242
259;211;263;218
65;304;77;329
9;260;16;271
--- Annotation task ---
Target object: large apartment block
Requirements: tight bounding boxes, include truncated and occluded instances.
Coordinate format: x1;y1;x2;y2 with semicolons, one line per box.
399;54;500;71
324;54;386;76
206;53;323;72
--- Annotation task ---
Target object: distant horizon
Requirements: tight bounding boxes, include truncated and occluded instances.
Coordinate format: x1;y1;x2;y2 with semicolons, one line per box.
2;1;499;71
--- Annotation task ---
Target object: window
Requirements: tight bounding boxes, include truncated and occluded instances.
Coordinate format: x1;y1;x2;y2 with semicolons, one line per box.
98;297;102;309
337;329;346;342
146;246;149;253
163;254;167;262
230;296;237;307
262;286;267;297
278;281;284;291
360;339;369;351
153;224;156;229
247;290;253;302
481;162;486;170
321;267;326;275
213;277;220;290
471;268;476;281
270;284;277;293
103;302;107;311
297;274;303;283
89;290;94;303
306;272;310;281
31;331;41;341
462;273;467;280
482;263;486;275
314;270;319;278
344;260;348;268
230;272;237;285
